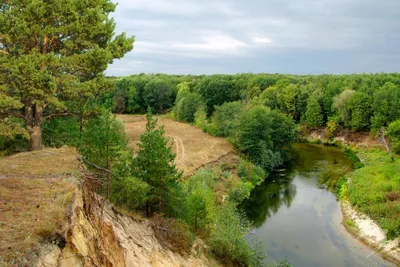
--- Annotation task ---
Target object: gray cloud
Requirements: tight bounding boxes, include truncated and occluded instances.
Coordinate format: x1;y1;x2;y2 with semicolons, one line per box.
107;0;400;75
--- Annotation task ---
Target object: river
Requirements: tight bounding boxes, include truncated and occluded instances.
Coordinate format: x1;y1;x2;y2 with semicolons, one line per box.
241;143;395;267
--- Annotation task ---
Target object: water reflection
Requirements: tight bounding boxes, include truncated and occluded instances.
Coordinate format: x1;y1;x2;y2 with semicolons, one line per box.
240;170;297;228
240;144;394;267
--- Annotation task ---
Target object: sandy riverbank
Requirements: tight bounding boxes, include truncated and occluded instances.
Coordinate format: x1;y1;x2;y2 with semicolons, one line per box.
341;201;400;266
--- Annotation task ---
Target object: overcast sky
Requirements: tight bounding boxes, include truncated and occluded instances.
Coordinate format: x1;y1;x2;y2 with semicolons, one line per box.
107;0;400;76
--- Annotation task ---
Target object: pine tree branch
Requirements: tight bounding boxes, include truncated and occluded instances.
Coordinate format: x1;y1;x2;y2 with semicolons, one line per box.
0;110;26;120
45;112;74;120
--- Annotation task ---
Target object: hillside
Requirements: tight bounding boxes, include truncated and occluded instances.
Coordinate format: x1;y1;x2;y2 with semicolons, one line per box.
0;147;218;267
119;115;234;176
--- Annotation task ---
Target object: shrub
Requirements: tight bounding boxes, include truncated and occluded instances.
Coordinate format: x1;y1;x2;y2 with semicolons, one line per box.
182;170;216;232
176;93;205;123
387;120;400;154
209;203;265;266
111;176;150;210
42;117;81;148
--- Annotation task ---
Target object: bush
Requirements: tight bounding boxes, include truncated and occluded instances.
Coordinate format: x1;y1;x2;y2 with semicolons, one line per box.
347;149;400;239
182;170;216;232
0;117;29;154
111;176;149;210
209;203;265;266
387;120;400;154
151;215;195;254
176;93;205;123
211;101;242;137
42;117;81;148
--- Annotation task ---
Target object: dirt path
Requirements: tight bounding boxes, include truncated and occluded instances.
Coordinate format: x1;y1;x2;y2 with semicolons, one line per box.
172;136;185;165
119;115;234;176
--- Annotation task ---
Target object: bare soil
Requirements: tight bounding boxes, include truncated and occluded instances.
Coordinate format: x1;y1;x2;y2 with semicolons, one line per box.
0;147;78;266
119;115;235;177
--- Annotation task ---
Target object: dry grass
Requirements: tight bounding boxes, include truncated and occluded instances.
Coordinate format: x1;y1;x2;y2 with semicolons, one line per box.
0;147;79;266
0;146;79;178
119;115;234;176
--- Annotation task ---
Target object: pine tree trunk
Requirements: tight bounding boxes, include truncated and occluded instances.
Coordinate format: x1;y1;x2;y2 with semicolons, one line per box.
25;104;44;151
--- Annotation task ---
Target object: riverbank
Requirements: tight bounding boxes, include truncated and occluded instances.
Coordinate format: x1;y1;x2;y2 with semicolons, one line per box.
301;130;400;265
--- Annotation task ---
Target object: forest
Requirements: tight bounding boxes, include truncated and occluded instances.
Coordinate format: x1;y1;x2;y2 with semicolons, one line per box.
1;0;400;266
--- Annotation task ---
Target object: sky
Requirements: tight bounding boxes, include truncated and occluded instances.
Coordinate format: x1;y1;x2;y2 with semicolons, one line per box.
107;0;400;76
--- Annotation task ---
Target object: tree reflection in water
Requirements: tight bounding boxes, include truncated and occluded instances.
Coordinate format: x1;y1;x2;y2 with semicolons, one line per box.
240;167;297;228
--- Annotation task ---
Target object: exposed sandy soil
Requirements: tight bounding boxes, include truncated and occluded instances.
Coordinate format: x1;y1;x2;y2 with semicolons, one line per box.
119;115;235;177
308;128;386;149
0;147;78;266
341;202;400;265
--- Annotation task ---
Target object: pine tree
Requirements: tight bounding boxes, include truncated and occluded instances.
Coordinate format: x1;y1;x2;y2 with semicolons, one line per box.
0;1;134;150
135;108;182;215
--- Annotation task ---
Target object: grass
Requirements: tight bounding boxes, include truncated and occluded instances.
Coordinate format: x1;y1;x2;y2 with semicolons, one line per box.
119;114;234;176
347;148;400;239
0;147;78;266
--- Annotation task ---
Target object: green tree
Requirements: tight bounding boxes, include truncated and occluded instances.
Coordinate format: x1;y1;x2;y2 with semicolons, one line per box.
134;108;182;214
195;75;239;115
176;93;205;123
235;106;297;171
372;82;400;129
348;92;372;130
0;0;133;150
80;112;132;200
387;120;400;154
333;89;356;127
143;79;174;113
183;170;216;231
305;91;324;128
211;101;243;137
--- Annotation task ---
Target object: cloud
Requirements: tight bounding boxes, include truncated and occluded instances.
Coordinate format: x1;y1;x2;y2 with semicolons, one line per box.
107;0;400;75
254;37;273;44
172;33;247;52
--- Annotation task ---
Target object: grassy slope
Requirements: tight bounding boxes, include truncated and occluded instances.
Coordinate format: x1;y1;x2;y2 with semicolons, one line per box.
0;147;79;266
346;148;400;239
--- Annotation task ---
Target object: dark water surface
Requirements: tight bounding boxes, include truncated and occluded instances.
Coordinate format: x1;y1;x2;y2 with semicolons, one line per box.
241;144;395;267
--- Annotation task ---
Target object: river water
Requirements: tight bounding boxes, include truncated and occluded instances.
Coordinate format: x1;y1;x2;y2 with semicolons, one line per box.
241;144;395;267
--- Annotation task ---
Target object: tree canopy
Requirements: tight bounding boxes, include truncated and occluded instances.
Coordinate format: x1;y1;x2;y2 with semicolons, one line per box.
0;0;134;150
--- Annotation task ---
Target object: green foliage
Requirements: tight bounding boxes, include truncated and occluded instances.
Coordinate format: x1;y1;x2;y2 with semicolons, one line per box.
387;120;400;154
194;106;215;134
347;149;400;239
195;75;240;115
235;106;297;171
333;89;356;127
144;79;175;113
182;170;216;231
111;176;149;210
0;117;29;154
305;91;324;128
0;0;134;150
372;82;400;129
0;118;29;154
134;108;182;214
348;92;372;130
211;101;243;137
42;117;81;148
344;148;364;169
209;203;266;266
238;159;266;186
176;93;205;123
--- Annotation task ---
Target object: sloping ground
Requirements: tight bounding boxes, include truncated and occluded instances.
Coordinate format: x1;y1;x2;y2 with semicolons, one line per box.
0;147;79;266
308;128;386;149
0;147;217;266
119;115;234;176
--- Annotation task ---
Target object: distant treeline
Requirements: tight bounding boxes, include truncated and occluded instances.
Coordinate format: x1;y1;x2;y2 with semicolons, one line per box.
105;73;400;132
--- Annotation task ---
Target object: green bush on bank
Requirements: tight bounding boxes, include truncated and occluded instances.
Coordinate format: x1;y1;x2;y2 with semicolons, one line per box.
347;149;400;239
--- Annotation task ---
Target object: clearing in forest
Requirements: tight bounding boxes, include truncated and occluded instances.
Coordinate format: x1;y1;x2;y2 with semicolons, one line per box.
119;115;235;176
